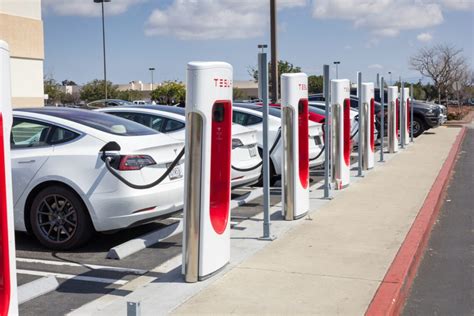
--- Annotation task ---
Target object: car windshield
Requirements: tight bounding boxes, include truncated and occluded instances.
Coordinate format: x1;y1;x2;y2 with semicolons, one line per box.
17;108;158;136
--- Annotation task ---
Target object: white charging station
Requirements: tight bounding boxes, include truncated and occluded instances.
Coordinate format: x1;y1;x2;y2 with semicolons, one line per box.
281;73;309;220
360;83;375;170
183;62;233;283
331;79;351;190
0;40;18;316
388;86;399;153
402;87;410;145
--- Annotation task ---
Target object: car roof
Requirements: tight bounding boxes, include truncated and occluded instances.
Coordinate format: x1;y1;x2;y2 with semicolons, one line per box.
233;103;281;118
113;105;186;116
14;107;158;136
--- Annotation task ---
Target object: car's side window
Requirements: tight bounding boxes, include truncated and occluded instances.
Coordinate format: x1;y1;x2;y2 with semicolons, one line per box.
233;111;248;125
111;112;150;127
49;127;80;145
11;118;52;149
163;119;185;133
246;114;262;125
150;116;164;131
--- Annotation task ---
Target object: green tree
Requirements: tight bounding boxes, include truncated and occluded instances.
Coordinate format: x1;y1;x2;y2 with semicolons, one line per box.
44;76;64;105
248;60;302;98
150;81;185;105
80;79;118;102
116;89;143;102
233;87;247;100
308;75;323;94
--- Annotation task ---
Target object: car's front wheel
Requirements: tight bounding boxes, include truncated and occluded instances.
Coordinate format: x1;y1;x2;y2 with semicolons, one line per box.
29;186;94;250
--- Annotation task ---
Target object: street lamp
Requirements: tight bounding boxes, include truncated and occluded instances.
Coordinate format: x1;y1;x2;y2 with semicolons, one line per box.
94;0;111;100
149;67;155;90
333;61;341;79
388;71;392;86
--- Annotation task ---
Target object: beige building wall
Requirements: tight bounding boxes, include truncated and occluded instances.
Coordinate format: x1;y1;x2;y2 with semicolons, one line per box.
0;0;44;108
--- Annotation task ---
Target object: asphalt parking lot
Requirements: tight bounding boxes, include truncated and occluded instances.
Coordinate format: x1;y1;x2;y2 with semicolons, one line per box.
16;172;323;316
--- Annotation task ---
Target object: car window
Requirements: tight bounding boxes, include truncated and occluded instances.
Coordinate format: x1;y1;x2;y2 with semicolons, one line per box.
49;127;80;145
11;118;52;148
233;111;248;125
21;109;158;136
107;111;166;132
246;114;262;125
163;119;185;133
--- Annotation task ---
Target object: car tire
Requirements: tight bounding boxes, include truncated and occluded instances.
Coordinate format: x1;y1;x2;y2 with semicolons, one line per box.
412;116;425;138
29;185;94;250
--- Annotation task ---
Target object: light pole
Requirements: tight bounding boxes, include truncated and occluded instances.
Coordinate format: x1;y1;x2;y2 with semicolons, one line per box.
333;61;341;79
149;67;155;91
270;0;278;103
94;0;110;100
388;71;392;85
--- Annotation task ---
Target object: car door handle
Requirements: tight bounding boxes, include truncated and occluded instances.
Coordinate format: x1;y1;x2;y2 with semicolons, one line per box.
18;160;36;164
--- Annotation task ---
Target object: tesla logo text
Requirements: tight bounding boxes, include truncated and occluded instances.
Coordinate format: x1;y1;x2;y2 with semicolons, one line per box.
213;78;232;88
298;84;307;91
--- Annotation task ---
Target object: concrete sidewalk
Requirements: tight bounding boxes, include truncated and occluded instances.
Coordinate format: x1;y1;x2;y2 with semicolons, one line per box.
74;126;462;316
174;126;462;315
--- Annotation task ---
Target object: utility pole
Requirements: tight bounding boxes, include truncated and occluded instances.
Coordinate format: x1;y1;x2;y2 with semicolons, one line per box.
270;0;278;103
94;0;111;100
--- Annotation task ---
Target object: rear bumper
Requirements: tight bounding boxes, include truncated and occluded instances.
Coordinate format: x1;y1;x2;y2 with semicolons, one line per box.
89;179;184;232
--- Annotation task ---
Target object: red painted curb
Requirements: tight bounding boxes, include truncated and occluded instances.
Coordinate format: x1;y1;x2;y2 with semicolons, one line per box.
365;127;468;316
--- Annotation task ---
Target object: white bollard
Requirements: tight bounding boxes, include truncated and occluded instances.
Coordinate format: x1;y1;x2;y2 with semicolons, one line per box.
0;40;18;316
361;83;375;170
281;73;309;220
388;86;399;153
330;79;351;190
183;62;233;282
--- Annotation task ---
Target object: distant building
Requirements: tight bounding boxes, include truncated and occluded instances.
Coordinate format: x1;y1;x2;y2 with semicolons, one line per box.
117;80;155;92
0;0;44;107
234;80;258;99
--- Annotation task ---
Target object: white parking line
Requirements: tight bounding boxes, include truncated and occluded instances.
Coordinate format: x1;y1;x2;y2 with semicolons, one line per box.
17;269;128;285
16;257;147;275
68;254;183;315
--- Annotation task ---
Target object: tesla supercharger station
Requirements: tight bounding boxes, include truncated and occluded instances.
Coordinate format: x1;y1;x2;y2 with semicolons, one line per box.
0;41;18;316
360;82;375;170
331;79;351;190
402;87;410;145
388;86;399;153
183;62;232;283
281;73;309;220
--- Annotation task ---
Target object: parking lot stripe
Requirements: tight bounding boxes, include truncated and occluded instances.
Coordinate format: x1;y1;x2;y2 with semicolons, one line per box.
17;269;129;285
16;257;147;275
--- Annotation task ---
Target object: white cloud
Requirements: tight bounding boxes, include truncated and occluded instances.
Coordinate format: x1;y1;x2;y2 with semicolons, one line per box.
42;0;146;17
312;0;444;37
368;63;383;69
145;0;306;40
417;32;433;42
441;0;474;10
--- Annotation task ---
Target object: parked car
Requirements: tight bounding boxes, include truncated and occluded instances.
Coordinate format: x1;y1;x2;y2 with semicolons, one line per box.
233;103;325;184
309;93;380;141
86;99;133;109
372;89;443;137
99;105;262;188
307;101;362;147
11;108;185;249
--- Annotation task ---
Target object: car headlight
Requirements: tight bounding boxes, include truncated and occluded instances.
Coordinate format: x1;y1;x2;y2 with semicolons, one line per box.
232;138;244;149
426;108;434;114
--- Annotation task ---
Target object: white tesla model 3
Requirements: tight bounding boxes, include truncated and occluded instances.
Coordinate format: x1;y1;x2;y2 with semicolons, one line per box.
98;105;262;188
232;104;325;184
11;108;185;249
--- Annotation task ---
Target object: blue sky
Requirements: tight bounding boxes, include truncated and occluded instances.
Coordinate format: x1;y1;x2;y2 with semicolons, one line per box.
42;0;474;85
